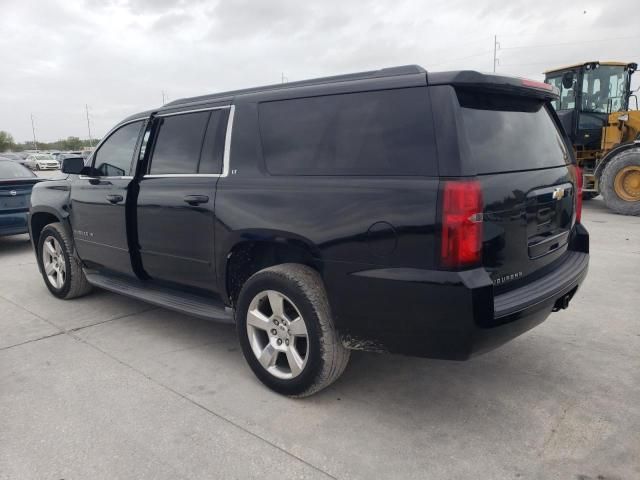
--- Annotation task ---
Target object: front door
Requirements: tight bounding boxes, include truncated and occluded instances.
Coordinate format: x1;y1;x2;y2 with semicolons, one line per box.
70;120;145;276
137;107;229;292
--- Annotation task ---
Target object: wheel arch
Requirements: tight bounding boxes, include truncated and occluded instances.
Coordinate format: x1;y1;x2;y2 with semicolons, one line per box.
29;208;70;251
223;236;322;308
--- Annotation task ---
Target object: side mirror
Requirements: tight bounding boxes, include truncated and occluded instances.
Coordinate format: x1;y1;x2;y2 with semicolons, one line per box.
562;71;575;89
61;156;86;175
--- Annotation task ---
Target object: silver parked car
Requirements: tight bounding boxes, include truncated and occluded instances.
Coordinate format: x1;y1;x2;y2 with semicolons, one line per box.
25;154;60;171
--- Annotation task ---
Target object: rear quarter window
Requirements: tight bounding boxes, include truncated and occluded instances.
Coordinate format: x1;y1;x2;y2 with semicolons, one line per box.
259;87;437;176
457;90;570;174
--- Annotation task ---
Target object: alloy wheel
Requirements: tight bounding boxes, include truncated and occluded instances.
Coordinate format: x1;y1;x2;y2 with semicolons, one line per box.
42;236;66;289
246;290;309;380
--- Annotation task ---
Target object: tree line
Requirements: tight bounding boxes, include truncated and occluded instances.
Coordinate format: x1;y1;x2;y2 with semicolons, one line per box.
0;130;99;153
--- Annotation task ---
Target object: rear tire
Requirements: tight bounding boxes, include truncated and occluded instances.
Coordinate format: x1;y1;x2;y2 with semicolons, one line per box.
37;222;93;299
601;149;640;216
235;264;350;397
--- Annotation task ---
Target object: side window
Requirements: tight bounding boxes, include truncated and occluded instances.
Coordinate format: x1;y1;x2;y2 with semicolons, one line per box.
93;121;143;176
258;88;437;176
545;76;561;110
149;111;210;174
198;109;229;174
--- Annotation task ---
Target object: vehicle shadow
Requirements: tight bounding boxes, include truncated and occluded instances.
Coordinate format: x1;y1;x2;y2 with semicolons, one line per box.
124;308;569;417
0;234;32;256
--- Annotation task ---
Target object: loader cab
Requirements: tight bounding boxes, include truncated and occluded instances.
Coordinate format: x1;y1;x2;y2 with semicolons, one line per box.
544;62;636;149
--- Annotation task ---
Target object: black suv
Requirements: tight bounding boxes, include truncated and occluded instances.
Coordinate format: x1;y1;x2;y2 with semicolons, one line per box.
29;66;589;396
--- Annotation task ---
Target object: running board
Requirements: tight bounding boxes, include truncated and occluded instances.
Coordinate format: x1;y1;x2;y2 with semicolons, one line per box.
84;271;233;324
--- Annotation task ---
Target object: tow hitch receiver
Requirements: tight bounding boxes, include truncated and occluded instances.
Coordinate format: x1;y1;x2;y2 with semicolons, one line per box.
553;287;577;312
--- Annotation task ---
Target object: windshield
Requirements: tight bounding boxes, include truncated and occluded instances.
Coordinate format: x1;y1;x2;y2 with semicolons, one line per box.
34;154;53;160
546;65;629;113
0;161;35;178
582;65;627;113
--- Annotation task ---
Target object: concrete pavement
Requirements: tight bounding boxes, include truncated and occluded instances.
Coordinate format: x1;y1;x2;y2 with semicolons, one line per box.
1;197;639;479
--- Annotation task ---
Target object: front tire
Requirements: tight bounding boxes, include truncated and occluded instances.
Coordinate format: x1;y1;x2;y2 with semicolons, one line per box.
37;222;92;299
236;264;350;397
601;149;640;216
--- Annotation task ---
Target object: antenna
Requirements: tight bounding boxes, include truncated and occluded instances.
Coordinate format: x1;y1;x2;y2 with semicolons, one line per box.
493;35;500;72
281;72;288;83
162;90;168;105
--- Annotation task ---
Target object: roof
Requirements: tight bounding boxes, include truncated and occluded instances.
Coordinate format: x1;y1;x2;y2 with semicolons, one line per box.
163;65;426;109
119;65;555;125
120;65;427;123
544;61;633;74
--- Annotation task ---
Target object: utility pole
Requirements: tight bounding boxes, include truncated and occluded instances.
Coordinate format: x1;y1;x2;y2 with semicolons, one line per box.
162;90;167;105
30;114;38;150
281;72;288;83
85;104;94;148
493;35;500;72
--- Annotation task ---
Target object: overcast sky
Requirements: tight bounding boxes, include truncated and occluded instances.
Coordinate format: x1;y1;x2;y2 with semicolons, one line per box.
1;0;638;143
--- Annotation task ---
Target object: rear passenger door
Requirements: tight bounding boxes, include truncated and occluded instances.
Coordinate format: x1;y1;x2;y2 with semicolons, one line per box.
137;107;230;292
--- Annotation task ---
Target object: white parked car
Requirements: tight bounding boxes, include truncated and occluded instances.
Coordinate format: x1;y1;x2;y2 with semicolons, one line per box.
25;154;60;171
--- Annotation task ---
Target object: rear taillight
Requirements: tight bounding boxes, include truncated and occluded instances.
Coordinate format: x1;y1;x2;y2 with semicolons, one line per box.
521;78;555;92
440;180;483;269
575;167;583;223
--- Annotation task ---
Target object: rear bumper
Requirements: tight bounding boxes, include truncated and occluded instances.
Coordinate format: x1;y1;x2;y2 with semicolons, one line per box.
329;225;589;360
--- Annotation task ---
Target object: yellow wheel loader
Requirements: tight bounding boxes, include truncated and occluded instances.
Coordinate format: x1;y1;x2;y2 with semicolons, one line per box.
545;61;640;215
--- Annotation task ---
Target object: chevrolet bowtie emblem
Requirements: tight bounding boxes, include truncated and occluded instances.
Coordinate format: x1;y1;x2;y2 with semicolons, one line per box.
552;187;565;200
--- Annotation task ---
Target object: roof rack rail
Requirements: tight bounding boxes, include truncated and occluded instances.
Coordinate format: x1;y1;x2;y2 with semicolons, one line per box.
164;65;426;108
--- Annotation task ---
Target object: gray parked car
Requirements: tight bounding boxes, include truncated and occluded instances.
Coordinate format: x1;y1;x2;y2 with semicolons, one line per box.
0;153;30;167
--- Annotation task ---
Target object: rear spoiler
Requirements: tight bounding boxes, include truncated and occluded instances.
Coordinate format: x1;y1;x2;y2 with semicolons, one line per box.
428;70;559;100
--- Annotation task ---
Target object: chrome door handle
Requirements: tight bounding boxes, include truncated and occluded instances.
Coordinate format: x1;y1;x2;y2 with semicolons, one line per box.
106;194;124;204
184;195;209;206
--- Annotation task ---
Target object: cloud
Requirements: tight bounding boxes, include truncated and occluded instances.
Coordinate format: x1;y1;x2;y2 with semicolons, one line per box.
1;0;638;142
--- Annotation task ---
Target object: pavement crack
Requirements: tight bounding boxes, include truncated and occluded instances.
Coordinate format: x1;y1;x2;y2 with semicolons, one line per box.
539;401;575;458
0;293;62;332
71;332;337;480
67;306;159;333
0;331;65;351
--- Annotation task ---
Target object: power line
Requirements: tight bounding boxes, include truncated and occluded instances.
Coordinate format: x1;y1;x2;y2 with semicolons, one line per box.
497;25;632;38
429;50;493;67
501;35;640;50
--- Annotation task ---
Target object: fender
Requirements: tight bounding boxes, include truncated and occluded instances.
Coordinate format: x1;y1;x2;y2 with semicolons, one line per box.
594;140;640;180
28;179;73;251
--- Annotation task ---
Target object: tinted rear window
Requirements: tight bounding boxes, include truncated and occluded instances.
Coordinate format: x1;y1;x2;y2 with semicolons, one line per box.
149;111;210;175
259;87;436;176
457;90;570;174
